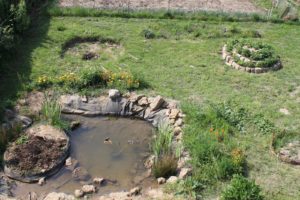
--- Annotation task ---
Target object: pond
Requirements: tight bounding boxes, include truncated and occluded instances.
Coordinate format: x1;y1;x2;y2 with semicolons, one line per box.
12;116;156;197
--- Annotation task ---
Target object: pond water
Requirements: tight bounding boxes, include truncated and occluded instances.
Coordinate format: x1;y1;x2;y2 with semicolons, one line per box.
12;116;155;198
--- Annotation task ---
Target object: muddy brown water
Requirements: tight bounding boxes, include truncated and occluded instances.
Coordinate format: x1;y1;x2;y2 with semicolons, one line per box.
12;116;156;198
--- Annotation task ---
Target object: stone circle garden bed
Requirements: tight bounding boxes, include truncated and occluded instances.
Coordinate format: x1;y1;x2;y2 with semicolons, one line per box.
222;40;282;73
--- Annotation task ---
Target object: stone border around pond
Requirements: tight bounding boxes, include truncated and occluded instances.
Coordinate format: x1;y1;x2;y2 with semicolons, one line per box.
222;45;282;74
59;89;191;174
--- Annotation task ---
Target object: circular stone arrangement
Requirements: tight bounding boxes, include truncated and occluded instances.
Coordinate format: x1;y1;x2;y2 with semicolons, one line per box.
222;40;282;73
4;124;70;183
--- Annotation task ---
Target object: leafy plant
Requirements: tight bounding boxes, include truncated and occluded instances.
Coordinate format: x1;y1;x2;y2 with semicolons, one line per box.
221;175;264;200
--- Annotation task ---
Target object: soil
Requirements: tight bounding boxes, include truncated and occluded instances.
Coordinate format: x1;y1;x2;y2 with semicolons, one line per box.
5;136;67;172
59;0;263;14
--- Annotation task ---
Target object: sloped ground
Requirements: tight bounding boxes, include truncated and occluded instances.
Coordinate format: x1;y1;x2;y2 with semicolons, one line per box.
59;0;263;13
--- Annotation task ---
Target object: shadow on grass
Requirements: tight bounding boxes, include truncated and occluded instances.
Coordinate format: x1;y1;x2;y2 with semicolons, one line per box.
0;14;51;120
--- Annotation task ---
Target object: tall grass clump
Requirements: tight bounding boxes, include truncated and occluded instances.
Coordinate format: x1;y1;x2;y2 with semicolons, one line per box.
221;175;264;200
40;93;68;130
151;124;177;178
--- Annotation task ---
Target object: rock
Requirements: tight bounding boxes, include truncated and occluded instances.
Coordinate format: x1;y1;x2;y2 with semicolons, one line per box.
17;115;33;128
279;108;290;115
169;109;180;119
108;89;121;100
169;118;175;125
176;132;183;141
173;126;182;136
44;192;75;200
174;118;183;127
74;189;84;198
65;157;72;166
137;97;149;106
127;186;141;197
72;167;91;182
129;93;145;102
4;109;15;120
38;177;45;186
157;177;166;185
167;176;178;184
144;155;155;169
82;185;96;194
149;96;165;111
178;168;192;179
27;191;38;200
70;121;80;130
93;177;105;185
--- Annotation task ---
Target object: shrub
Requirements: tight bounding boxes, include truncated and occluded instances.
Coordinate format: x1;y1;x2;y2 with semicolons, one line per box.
34;75;53;89
221;175;264;200
141;29;156;39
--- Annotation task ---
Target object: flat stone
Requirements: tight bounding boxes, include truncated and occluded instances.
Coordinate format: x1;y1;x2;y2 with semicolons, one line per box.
82;185;96;194
44;192;75;200
174;118;183;126
72;167;91;182
173;126;182;136
38;177;45;186
157;177;166;184
93;177;105;185
70;120;80;130
149;96;165;111
27;192;38;200
169;109;180;119
137;97;149;106
279;108;290;115
108;89;121;99
167;176;178;184
74;189;84;198
127;186;141;197
178;168;192;179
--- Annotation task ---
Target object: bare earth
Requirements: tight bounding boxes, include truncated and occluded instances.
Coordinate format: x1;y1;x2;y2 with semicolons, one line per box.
59;0;263;13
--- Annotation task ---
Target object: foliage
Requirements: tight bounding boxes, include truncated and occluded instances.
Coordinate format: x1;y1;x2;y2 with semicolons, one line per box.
151;124;173;161
141;29;156;39
152;154;178;178
227;39;280;68
151;124;177;178
34;68;142;91
183;103;246;186
15;134;28;145
40;93;69;130
221;175;264;200
0;0;30;60
252;114;276;134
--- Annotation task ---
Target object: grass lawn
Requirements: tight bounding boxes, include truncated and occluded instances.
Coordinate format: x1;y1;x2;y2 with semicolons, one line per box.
1;15;300;199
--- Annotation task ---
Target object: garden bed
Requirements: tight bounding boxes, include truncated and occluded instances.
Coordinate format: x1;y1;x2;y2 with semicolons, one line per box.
222;40;282;73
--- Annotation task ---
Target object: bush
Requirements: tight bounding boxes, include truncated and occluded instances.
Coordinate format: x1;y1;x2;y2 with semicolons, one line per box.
221;175;264;200
141;29;156;39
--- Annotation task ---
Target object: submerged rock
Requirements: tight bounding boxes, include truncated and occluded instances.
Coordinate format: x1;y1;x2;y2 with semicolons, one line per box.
44;192;75;200
82;185;96;194
72;167;91;182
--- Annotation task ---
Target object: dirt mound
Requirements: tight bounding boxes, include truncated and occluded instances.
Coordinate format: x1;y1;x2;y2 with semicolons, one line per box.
4;124;70;182
5;136;67;172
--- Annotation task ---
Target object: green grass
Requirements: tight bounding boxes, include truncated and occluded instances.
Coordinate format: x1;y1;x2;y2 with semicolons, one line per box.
1;15;300;199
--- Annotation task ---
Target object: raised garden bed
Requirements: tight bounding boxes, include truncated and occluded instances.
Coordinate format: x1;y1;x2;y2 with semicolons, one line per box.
222;40;282;73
